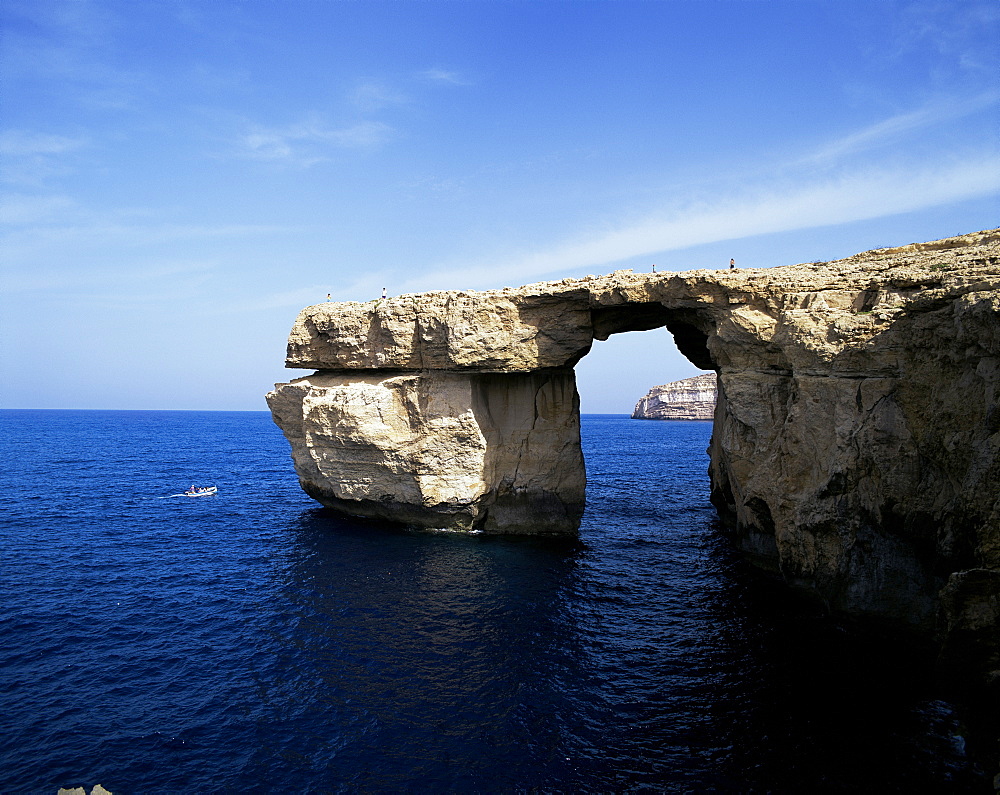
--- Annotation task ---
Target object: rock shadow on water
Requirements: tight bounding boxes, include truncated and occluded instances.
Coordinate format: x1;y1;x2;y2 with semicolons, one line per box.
695;524;994;792
245;507;591;790
251;504;996;791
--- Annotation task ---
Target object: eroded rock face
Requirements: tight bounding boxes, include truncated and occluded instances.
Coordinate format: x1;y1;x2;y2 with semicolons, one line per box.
632;373;717;420
267;229;1000;685
268;369;585;534
285;289;594;371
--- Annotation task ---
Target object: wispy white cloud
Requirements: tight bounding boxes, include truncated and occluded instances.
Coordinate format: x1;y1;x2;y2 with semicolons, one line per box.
1;217;294;293
0;130;89;186
3;220;291;247
210;285;339;315
238;118;392;164
351;80;409;112
0;193;76;224
234;67;469;168
8;0;118;47
418;68;471;86
0;257;218;295
391;153;1000;292
893;0;1000;76
5;0;144;111
802;92;1000;166
379;96;1000;292
0;130;87;156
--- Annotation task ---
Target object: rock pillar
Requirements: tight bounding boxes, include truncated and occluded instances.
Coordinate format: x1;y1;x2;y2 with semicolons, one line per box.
267;368;585;534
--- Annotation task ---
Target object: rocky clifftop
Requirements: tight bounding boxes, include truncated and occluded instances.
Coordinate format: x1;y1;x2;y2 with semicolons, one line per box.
268;229;1000;689
633;373;717;420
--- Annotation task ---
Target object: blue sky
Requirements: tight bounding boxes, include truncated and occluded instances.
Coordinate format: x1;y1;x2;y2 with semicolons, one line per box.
2;0;998;412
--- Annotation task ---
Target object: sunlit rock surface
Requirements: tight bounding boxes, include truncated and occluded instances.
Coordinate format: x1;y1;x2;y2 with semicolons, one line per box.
268;229;1000;686
632;373;717;420
268;369;584;534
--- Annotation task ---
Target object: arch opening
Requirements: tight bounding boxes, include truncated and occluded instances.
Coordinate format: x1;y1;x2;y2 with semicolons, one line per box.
575;317;715;417
587;303;717;387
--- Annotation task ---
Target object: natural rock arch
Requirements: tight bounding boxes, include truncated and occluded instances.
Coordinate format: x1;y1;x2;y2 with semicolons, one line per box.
268;230;1000;685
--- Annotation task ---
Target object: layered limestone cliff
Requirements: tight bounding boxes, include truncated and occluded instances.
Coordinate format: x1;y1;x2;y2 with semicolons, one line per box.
268;229;1000;686
632;373;717;420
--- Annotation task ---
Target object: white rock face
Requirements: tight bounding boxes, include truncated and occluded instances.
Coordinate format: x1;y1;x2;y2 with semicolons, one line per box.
632;373;717;420
268;369;585;533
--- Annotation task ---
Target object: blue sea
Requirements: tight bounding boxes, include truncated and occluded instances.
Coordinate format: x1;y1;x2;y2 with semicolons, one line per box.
0;410;989;792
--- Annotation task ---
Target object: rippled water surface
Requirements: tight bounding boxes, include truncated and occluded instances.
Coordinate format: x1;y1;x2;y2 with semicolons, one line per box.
0;410;987;792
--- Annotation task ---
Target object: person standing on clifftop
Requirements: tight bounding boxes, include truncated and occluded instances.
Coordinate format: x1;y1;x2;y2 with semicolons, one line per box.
381;287;387;300
326;293;331;301
730;258;735;269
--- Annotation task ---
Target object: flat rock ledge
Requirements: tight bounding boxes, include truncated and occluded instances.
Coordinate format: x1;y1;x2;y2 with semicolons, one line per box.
268;229;1000;689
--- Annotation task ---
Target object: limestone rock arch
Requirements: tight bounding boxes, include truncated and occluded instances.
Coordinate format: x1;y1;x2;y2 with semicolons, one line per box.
268;230;1000;684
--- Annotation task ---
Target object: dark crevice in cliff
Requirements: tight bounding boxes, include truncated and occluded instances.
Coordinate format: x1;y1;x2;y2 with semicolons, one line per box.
591;302;672;339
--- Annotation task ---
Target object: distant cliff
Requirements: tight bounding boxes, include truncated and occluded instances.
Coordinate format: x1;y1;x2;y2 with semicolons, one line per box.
632;373;717;420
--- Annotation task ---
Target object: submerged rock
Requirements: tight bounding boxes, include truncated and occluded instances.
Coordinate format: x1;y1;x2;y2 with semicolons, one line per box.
632;373;717;420
268;228;1000;687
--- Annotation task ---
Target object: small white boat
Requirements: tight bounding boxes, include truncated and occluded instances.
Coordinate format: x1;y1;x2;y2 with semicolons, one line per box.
184;486;218;497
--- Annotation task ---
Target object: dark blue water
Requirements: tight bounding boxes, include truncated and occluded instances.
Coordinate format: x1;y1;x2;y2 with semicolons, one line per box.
0;411;987;792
